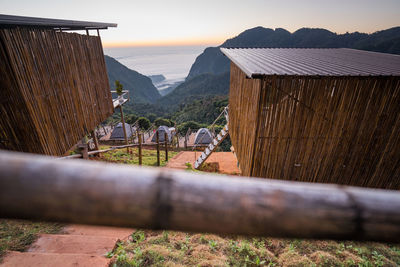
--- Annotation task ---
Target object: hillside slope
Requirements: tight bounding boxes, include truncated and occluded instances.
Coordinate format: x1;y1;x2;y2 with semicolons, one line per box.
157;72;229;110
187;26;400;79
104;55;161;103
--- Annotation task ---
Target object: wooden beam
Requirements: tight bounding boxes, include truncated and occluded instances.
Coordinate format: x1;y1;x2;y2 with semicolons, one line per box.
119;106;129;154
165;132;168;162
0;150;400;242
138;132;142;166
156;131;160;166
91;130;99;152
77;143;88;160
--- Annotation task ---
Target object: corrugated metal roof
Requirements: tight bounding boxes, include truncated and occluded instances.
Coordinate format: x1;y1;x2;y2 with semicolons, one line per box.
0;14;117;30
220;48;400;77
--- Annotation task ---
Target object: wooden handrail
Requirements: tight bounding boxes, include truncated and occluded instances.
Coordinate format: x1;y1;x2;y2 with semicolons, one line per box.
0;150;399;242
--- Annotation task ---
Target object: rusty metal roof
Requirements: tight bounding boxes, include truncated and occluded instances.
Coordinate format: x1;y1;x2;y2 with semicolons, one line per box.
220;48;400;77
0;14;117;30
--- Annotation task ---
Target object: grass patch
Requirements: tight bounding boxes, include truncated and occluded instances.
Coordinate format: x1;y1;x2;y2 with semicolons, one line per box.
108;230;400;267
95;146;179;167
0;219;63;261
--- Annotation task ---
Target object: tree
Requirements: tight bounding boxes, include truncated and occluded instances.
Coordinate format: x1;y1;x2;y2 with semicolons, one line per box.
126;114;139;125
147;113;157;122
154;117;172;127
177;121;204;135
115;80;124;96
138;117;151;130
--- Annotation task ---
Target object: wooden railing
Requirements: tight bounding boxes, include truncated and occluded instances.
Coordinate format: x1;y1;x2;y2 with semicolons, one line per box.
111;90;129;108
0;149;399;242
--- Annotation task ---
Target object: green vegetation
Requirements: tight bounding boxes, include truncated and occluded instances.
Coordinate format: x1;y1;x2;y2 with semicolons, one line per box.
146;113;157;123
172;96;228;124
126;114;139;125
115;80;124;96
154;118;174;127
108;230;400;267
137;117;151;130
157;72;230;111
176;121;205;134
0;219;63;261
98;146;178;167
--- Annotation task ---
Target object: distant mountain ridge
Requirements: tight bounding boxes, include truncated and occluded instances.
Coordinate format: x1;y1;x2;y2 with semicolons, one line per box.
187;26;400;79
104;55;161;104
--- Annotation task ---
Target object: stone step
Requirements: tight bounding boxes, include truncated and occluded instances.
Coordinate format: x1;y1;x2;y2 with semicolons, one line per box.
62;224;133;239
28;234;117;255
0;251;109;267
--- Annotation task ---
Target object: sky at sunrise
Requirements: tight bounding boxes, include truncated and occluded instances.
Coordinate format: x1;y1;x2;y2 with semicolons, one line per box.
1;0;399;47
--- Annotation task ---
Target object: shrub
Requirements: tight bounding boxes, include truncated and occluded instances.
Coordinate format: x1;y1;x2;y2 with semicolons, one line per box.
138;117;151;130
154;118;172;127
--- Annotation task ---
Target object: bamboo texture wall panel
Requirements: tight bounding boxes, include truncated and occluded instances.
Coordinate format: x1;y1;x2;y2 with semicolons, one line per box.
228;63;262;176
229;64;400;189
0;27;113;156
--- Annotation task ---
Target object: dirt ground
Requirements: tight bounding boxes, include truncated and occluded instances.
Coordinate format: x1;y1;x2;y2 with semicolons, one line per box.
166;151;241;175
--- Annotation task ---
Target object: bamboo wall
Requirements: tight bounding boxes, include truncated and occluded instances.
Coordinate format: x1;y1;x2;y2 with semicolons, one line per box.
0;27;113;156
228;63;262;176
229;64;400;189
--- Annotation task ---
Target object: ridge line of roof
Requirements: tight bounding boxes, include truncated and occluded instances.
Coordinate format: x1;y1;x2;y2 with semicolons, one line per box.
0;14;117;30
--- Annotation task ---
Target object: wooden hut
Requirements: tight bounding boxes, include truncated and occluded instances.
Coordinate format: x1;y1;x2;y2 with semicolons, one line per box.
221;48;400;189
0;15;116;156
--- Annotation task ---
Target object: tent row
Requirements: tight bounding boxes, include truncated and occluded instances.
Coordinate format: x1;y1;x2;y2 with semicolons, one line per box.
106;124;214;146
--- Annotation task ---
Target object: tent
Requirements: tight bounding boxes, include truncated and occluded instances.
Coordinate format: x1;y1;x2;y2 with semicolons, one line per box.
151;126;172;143
194;128;213;145
110;123;133;140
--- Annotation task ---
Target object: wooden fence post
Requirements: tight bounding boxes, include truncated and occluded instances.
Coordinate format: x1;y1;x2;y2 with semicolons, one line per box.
138;132;142;166
119;106;129;154
184;135;187;149
165;132;168;162
91;130;99;152
156;131;160;166
77;143;88;159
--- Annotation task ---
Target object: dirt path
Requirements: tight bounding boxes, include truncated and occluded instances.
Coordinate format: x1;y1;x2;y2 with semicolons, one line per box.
166;151;241;175
1;225;133;267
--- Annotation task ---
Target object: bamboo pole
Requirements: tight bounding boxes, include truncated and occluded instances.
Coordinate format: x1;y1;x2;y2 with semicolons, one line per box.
0;149;399;242
165;132;168;162
184;134;187;149
77;143;88;159
119;106;129;154
156;131;160;166
91;130;99;152
138;132;142;166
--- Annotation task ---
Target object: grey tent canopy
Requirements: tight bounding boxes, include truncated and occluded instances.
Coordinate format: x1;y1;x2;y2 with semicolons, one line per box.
110;123;133;140
151;126;172;143
194;128;213;145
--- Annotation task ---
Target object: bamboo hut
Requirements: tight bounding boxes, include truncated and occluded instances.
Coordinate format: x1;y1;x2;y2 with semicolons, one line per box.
221;48;400;189
0;14;117;156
